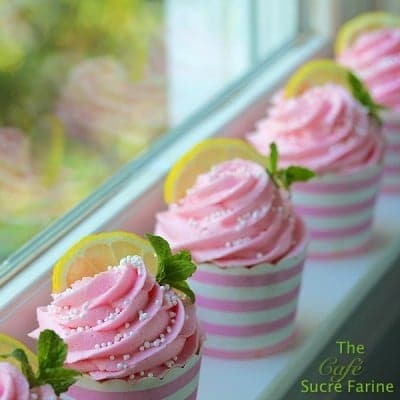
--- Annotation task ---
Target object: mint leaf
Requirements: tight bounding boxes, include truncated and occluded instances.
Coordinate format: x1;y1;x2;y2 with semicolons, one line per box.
164;252;196;282
282;166;315;188
146;234;197;303
38;367;81;396
168;280;195;303
37;329;67;370
266;143;316;190
1;349;37;387
267;142;279;173
1;330;81;395
145;234;172;260
348;71;385;125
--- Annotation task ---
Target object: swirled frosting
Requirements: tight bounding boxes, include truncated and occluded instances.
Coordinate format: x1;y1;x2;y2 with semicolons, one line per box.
155;159;305;267
247;84;383;174
31;257;201;381
338;28;400;111
0;362;57;400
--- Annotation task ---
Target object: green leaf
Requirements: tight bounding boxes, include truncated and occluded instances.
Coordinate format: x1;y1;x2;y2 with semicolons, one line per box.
347;71;385;125
284;166;316;187
37;329;67;371
146;234;197;303
1;349;37;387
38;367;81;396
164;253;196;282
267;142;279;174
167;280;196;303
145;234;172;260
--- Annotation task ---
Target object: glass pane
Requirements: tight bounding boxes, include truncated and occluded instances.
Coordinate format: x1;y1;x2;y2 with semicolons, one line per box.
0;0;301;264
255;0;299;61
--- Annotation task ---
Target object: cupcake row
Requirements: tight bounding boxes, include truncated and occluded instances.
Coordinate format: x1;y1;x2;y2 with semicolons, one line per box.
1;11;399;400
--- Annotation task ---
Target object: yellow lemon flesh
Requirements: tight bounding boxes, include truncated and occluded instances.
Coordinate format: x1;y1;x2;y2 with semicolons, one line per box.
164;137;268;204
284;59;352;98
0;333;38;372
52;231;158;292
335;11;400;55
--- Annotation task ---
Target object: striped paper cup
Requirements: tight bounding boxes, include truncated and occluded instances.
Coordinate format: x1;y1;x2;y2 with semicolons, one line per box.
292;163;382;259
190;218;308;360
65;354;201;400
381;111;400;194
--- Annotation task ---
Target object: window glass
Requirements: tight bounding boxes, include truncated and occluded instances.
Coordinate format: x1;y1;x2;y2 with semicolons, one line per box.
0;0;301;263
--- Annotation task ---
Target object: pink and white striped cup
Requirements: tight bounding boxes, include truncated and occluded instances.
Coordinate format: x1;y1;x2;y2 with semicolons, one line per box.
189;219;308;360
381;111;400;194
292;163;382;259
65;354;201;400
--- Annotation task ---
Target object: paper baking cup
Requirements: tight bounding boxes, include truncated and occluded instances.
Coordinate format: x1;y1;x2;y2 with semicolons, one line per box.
65;354;201;400
190;223;307;360
381;111;400;194
292;163;382;259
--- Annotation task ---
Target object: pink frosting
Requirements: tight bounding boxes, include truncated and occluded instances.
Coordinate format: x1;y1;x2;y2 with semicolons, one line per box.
339;28;400;111
247;84;383;174
155;159;306;267
0;362;57;400
31;257;201;382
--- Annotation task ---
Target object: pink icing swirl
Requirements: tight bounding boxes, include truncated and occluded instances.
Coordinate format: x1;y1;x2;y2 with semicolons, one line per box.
247;84;383;174
156;159;306;267
0;362;57;400
31;257;200;381
338;28;400;111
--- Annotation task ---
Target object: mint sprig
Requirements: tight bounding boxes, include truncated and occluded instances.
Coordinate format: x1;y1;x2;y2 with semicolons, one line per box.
266;143;315;190
1;330;81;396
145;234;197;303
348;71;386;125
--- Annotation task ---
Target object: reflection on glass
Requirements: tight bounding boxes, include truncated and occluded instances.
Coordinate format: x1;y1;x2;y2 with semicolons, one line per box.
0;0;167;260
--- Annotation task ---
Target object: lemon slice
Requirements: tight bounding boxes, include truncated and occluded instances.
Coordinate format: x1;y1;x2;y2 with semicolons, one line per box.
284;59;351;98
164;137;268;204
0;333;38;372
335;11;400;55
52;231;158;292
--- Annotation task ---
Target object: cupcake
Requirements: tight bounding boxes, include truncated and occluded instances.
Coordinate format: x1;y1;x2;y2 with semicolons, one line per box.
56;57;166;162
30;234;202;400
0;329;81;399
156;142;310;359
337;12;400;193
247;61;384;259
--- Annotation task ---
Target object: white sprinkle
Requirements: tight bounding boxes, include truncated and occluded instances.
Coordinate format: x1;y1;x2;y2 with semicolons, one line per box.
256;253;263;259
148;372;154;378
123;354;130;361
164;284;170;290
166;326;172;333
155;299;161;305
125;322;130;329
140;371;145;376
144;341;150;349
101;342;107;348
139;346;145;351
117;363;124;370
173;356;178;361
129;331;134;336
129;374;135;380
171;319;176;324
94;344;100;349
139;311;148;321
160;333;165;339
153;339;160;347
107;341;112;346
77;327;84;333
115;307;121;313
109;355;115;361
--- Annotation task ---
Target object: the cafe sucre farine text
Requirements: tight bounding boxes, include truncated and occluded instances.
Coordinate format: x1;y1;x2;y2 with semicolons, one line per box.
300;340;395;394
